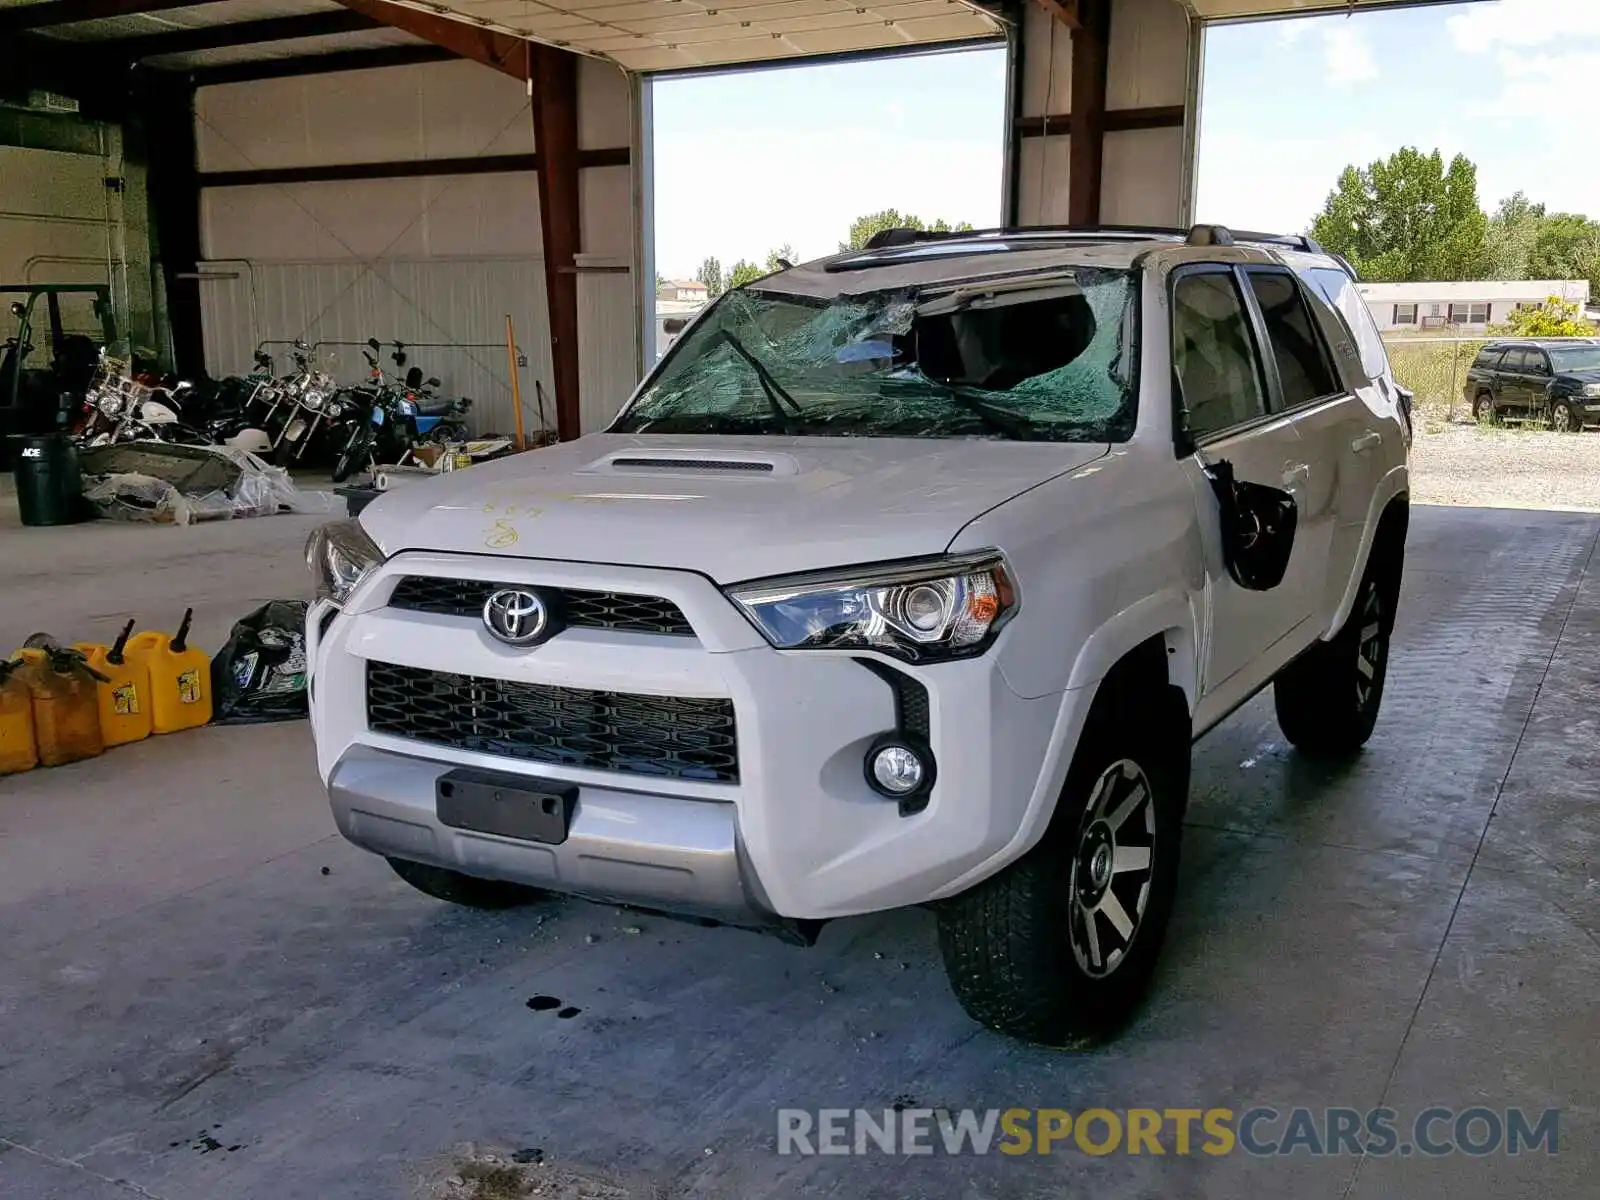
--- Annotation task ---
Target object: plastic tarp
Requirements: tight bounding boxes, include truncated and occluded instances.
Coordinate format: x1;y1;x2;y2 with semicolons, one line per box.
79;441;335;525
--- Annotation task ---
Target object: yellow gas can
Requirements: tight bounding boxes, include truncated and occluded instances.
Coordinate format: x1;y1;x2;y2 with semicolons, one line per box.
73;620;153;748
16;645;106;767
125;609;212;734
0;658;38;775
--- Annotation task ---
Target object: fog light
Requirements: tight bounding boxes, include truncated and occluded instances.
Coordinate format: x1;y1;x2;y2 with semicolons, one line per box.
868;741;926;796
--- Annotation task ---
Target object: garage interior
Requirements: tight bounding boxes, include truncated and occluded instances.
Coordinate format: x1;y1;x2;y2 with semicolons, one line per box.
2;1;1597;1197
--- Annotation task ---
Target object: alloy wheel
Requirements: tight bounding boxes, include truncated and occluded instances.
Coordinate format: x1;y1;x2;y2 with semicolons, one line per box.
1356;580;1384;712
1068;759;1157;978
1551;404;1573;433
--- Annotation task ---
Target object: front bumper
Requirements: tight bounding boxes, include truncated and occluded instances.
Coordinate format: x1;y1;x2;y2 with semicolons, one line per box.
308;552;1087;923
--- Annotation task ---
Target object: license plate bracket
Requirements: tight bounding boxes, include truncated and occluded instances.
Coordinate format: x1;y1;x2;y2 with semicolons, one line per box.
435;768;576;845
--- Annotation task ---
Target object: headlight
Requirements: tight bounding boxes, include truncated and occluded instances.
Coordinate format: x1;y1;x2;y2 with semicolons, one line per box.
305;519;384;604
98;393;124;417
1583;383;1600;398
301;390;325;411
325;400;344;417
728;552;1017;662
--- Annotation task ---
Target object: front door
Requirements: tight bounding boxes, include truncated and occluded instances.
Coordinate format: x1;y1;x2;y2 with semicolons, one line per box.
1170;265;1320;697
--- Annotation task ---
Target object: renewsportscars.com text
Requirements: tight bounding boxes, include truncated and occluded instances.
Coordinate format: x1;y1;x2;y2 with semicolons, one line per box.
776;1106;1559;1158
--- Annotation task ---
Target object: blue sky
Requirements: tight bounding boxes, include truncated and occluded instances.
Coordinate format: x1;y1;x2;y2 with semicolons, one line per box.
651;0;1600;277
1196;0;1600;233
650;46;1006;278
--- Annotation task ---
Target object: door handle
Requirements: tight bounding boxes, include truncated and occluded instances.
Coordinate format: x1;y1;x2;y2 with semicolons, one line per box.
1281;462;1309;487
1351;430;1382;453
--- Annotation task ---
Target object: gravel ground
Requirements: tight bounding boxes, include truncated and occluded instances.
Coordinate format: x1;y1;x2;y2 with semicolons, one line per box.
1408;421;1600;511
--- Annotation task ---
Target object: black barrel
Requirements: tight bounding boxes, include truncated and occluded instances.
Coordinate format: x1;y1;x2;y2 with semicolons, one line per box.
8;433;85;527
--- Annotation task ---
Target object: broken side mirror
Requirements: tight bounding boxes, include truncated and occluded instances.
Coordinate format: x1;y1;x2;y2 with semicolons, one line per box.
1204;458;1297;592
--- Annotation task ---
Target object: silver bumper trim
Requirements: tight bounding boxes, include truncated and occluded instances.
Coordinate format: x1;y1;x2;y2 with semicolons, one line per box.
329;744;777;929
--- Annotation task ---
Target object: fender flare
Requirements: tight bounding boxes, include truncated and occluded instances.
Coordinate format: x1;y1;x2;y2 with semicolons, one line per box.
1326;466;1410;634
934;594;1200;900
1064;587;1200;712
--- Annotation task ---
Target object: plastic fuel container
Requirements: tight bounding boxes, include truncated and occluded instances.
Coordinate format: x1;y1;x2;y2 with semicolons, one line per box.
126;609;213;733
19;647;106;767
0;658;38;775
74;620;153;747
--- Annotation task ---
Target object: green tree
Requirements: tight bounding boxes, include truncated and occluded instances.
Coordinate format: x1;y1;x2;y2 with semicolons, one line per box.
726;259;763;289
1482;192;1543;280
695;256;724;298
1528;212;1600;292
764;243;798;272
839;209;974;252
1309;148;1487;281
1497;296;1595;338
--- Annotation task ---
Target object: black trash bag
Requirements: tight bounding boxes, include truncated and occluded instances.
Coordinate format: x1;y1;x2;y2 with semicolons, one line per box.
211;600;310;724
1203;457;1298;592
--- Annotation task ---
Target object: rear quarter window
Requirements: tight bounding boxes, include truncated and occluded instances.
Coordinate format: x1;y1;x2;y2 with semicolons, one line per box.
1473;348;1505;369
1304;266;1390;384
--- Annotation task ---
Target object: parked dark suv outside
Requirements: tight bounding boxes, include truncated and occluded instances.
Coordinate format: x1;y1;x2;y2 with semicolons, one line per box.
1464;338;1600;432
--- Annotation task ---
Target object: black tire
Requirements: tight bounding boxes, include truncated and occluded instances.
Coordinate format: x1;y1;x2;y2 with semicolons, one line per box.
1274;541;1401;756
386;857;544;909
936;687;1188;1045
332;425;375;483
1473;393;1495;424
1550;400;1581;434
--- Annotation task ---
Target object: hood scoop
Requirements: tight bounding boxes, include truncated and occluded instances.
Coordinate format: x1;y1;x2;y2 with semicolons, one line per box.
588;449;799;477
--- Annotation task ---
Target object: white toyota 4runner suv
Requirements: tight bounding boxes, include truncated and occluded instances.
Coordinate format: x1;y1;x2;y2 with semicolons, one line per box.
306;224;1411;1045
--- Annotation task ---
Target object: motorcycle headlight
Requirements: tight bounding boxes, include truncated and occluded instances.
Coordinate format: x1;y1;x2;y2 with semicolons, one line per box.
326;400;344;417
728;552;1017;663
99;393;124;417
301;390;325;411
305;519;385;605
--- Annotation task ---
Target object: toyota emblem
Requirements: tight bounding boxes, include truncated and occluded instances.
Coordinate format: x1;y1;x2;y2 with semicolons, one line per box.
483;588;549;646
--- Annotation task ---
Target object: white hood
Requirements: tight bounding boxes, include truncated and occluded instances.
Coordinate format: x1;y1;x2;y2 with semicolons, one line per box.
359;434;1109;583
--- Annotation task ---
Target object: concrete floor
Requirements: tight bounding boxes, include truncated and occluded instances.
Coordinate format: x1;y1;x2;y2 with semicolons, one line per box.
2;493;1597;1199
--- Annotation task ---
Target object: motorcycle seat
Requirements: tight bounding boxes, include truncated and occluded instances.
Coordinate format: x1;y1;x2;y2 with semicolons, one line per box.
414;398;459;417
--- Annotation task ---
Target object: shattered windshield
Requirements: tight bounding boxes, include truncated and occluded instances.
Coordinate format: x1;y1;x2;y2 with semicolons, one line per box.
612;268;1138;442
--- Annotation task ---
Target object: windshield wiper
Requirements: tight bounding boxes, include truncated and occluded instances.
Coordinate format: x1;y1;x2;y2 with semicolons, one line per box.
921;381;1037;441
717;330;806;424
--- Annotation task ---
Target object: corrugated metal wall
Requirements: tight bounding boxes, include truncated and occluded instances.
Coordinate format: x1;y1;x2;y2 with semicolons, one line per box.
194;57;637;440
196;255;551;437
576;257;639;434
1014;0;1191;226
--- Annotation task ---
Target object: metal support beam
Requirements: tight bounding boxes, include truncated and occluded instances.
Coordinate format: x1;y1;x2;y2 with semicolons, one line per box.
140;80;204;373
118;11;381;59
188;44;455;87
1015;105;1185;136
1067;0;1110;226
528;41;583;442
0;0;199;34
1034;0;1081;29
332;0;527;79
197;147;628;189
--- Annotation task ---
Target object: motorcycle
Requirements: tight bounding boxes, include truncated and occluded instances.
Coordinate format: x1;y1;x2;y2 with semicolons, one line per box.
269;351;343;466
74;353;272;452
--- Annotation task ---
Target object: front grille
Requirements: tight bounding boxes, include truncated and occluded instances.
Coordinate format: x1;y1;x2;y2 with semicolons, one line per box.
388;577;693;637
366;661;738;783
